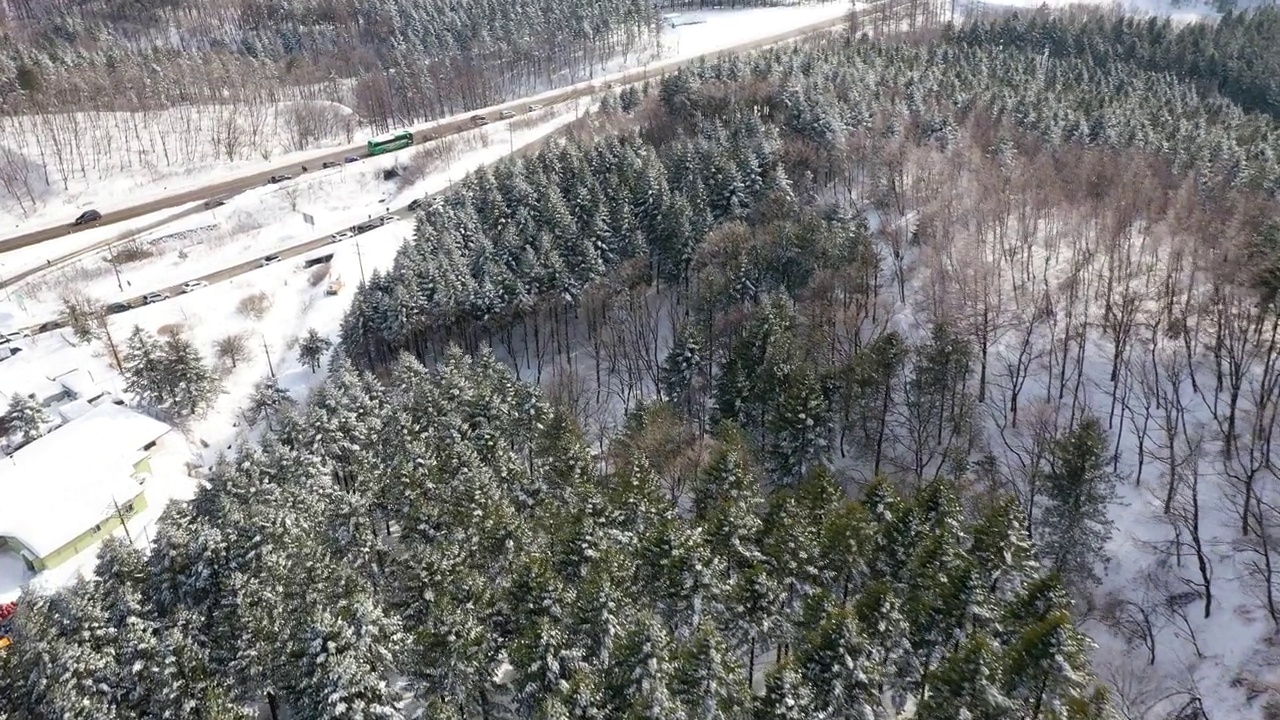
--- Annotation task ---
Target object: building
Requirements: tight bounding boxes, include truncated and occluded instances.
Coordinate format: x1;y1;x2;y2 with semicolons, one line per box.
0;403;172;572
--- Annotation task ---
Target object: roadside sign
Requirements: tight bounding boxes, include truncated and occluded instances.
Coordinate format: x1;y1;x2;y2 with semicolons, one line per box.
301;212;316;227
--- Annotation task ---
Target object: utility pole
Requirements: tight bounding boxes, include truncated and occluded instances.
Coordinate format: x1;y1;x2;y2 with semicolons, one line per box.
262;335;276;378
355;237;366;283
112;497;134;545
107;243;123;292
100;315;122;369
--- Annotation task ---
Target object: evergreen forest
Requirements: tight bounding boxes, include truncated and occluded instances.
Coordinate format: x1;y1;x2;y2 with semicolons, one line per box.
7;6;1280;719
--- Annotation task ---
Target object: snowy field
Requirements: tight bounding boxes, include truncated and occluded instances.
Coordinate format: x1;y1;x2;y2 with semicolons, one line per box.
0;2;854;232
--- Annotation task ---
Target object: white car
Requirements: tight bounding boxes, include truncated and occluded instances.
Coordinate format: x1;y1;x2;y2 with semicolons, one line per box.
181;280;208;293
1;330;30;344
378;215;398;224
330;230;354;243
499;110;516;119
260;255;282;267
527;103;543;111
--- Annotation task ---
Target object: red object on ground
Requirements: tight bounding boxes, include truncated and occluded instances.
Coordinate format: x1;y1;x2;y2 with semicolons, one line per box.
0;601;16;624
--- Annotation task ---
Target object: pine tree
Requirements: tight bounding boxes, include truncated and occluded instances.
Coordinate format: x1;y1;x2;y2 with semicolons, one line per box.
752;662;813;720
291;597;407;720
1003;610;1096;720
160;332;221;417
246;375;293;427
3;391;47;445
796;606;880;720
916;632;1017;720
1038;415;1118;591
603;614;683;719
298;328;334;373
673;624;749;720
123;325;166;409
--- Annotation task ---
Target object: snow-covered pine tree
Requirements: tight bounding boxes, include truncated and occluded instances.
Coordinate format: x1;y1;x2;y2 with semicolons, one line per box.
298;327;335;373
1038;414;1118;592
3;391;47;445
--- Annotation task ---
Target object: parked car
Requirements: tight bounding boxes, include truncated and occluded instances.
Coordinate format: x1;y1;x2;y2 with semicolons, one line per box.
36;321;61;333
499;109;516;119
527;103;543;111
407;197;427;212
203;198;227;210
322;161;341;169
607;82;621;89
344;155;361;163
326;277;345;296
73;209;102;226
330;230;355;243
181;280;208;293
378;214;398;225
106;301;132;314
143;292;167;304
1;330;29;344
267;174;292;184
260;254;282;267
470;115;489;126
354;220;378;234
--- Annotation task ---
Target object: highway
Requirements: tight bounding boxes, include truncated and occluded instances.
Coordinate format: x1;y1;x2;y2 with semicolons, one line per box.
0;8;856;257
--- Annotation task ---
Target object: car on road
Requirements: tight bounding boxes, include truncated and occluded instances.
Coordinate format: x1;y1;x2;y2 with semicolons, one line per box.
73;209;102;226
1;329;30;344
470;115;489;126
107;301;133;314
260;254;282;267
355;220;379;233
36;321;61;333
203;198;227;209
607;82;621;89
499;110;516;119
345;155;361;163
528;103;543;111
181;280;208;293
267;174;292;184
143;292;167;304
378;214;398;225
322;161;341;169
330;230;355;243
407;197;427;212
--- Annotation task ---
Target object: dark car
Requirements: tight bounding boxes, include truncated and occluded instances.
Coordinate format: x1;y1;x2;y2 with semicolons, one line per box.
267;174;292;184
106;301;132;314
407;197;427;212
73;209;102;226
36;320;61;333
344;155;360;164
354;220;379;234
322;161;341;169
203;198;227;209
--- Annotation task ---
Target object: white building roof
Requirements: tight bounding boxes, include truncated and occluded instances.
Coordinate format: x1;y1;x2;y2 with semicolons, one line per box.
54;369;102;401
0;404;171;559
56;399;95;423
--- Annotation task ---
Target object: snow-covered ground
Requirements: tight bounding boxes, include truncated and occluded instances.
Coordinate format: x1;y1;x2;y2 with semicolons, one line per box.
0;2;854;232
960;0;1241;22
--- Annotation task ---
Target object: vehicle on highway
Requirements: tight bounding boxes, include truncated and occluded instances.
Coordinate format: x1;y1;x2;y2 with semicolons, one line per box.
470;115;489;126
528;103;543;111
260;255;282;267
267;174;292;184
499;110;516;119
73;209;102;226
203;198;227;209
345;155;361;164
181;280;209;293
368;131;414;156
330;230;355;243
322;161;341;169
143;292;168;304
407;197;427;212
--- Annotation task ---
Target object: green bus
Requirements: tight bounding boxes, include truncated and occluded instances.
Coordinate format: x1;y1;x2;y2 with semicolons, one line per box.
367;130;414;156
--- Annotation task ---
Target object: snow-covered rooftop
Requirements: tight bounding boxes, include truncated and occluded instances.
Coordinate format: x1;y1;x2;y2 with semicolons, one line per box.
0;403;172;559
54;369;103;401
